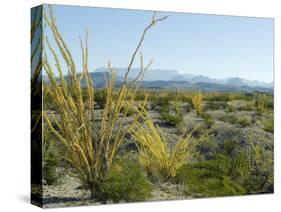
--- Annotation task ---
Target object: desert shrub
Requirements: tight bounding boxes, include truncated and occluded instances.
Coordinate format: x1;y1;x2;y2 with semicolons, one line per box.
177;138;273;197
43;152;62;185
201;112;214;129
245;137;273;193
195;137;219;160
150;95;169;111
94;89;107;109
42;126;62;185
134;91;147;101
254;93;273;112
204;93;231;102
43;6;167;197
97;158;153;202
263;118;274;133
238;117;251;127
191;90;203;116
130;115;195;181
160;101;183;127
176;141;249;197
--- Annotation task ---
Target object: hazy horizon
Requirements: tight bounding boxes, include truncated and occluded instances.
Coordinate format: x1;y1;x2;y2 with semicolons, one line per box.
44;4;274;83
91;66;273;83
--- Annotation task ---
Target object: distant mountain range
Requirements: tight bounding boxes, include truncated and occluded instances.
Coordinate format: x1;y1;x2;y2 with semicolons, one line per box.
43;68;273;93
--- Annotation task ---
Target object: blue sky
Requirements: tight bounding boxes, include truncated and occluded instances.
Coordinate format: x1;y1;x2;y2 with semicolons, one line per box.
44;4;274;83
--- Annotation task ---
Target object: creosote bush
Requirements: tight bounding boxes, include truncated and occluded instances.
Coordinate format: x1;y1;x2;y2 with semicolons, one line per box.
176;141;249;197
97;157;153;202
43;5;167;197
177;138;273;197
150;95;169;111
160;101;183;127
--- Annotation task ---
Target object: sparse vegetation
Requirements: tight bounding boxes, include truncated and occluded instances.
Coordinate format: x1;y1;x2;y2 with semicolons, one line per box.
34;5;274;208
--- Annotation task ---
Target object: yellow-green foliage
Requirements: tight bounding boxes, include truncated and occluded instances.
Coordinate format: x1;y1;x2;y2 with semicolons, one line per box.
191;90;203;116
42;5;167;196
97;157;153;202
130;114;194;180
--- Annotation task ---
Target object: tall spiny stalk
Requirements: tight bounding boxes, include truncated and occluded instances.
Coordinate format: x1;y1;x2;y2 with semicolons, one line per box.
42;5;167;196
130;110;196;181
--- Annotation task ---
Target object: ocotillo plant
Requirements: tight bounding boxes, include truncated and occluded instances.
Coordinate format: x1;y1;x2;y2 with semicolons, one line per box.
130;111;195;181
42;5;167;196
191;90;203;116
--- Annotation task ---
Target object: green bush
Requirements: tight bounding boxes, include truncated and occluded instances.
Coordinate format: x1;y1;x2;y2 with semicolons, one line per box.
43;152;62;185
176;141;249;197
94;89;107;109
245;137;273;193
177;138;273;197
205;93;231;102
97;158;153;203
160;102;183;127
43;127;62;185
195;137;219;160
150;95;169;111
